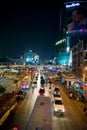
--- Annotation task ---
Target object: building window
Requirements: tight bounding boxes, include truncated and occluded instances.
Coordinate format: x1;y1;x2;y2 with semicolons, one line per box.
84;51;87;59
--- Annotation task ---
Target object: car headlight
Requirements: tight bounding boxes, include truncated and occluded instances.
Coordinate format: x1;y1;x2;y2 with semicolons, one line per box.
62;108;65;112
54;108;58;111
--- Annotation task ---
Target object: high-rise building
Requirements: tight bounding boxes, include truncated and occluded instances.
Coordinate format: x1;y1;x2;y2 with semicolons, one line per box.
56;1;87;66
24;50;34;64
55;39;71;66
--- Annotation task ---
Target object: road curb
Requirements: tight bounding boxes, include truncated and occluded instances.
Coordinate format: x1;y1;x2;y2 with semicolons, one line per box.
0;103;17;126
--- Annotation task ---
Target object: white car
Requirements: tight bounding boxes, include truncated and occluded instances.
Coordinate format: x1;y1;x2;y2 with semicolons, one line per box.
53;98;65;114
52;93;61;102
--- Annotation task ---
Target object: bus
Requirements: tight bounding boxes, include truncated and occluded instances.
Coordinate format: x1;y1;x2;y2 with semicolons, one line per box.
26;95;52;130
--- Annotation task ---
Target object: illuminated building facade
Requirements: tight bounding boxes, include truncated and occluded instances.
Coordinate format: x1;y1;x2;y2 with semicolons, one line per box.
24;50;34;64
72;40;87;82
55;39;71;66
56;1;87;67
65;0;87;77
34;53;39;64
64;1;87;100
55;1;71;66
24;50;40;64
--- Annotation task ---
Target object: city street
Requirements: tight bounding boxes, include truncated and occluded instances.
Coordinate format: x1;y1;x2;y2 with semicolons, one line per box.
0;76;87;130
0;1;87;129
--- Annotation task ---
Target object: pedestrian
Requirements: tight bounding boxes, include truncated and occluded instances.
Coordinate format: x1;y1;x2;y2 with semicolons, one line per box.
69;92;73;99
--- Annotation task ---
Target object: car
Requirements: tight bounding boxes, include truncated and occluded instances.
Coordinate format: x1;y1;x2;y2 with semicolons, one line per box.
7;124;21;130
54;86;59;91
53;86;60;95
39;87;45;95
15;90;26;100
53;98;65;114
40;78;45;85
52;94;61;103
48;80;53;84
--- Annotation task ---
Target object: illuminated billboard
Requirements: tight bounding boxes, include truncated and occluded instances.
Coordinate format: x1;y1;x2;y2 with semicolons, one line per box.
65;1;87;37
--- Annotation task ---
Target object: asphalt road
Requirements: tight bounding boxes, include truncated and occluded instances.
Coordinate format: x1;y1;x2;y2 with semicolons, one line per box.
52;82;87;130
0;75;87;130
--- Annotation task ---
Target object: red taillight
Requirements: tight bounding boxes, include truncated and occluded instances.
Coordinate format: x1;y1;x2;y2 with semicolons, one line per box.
39;92;44;95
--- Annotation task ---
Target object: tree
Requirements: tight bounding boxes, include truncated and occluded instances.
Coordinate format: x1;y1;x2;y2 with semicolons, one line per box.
0;85;6;94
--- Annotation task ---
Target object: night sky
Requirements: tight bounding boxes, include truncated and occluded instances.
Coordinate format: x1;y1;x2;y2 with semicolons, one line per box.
0;1;64;61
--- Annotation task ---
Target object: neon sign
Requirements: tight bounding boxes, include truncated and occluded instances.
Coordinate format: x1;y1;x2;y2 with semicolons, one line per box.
66;2;80;8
